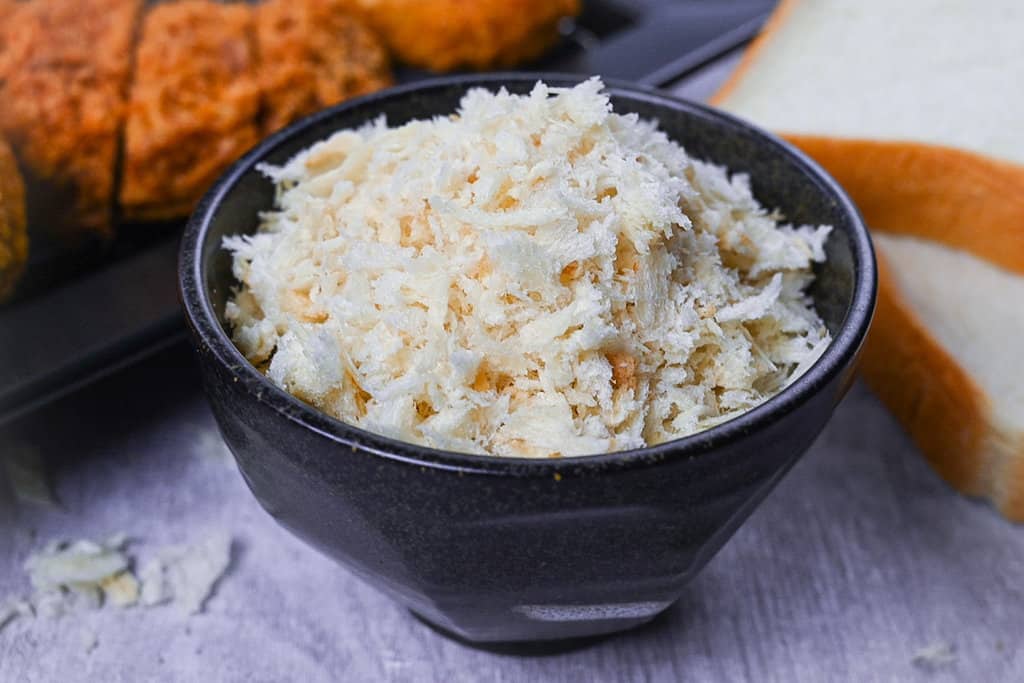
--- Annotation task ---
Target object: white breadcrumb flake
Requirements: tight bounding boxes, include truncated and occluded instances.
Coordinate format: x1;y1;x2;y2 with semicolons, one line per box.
21;536;140;618
101;571;140;608
25;539;129;596
139;534;232;615
225;77;832;457
10;532;233;627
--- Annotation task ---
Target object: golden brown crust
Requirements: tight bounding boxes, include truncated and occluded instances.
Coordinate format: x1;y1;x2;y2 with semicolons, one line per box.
780;136;1024;277
120;1;261;221
256;0;392;135
344;0;580;72
1001;432;1024;519
0;0;140;240
0;134;27;301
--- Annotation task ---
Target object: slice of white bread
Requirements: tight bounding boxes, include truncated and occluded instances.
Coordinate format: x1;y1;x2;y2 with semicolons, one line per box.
710;0;1024;518
712;0;1024;275
716;1;1024;165
870;234;1024;516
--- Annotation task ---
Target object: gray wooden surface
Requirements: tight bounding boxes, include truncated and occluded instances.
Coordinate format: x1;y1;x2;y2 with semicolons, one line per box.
2;57;1022;683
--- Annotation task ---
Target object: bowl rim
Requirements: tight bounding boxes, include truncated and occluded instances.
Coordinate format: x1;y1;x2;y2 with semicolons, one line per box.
179;72;877;477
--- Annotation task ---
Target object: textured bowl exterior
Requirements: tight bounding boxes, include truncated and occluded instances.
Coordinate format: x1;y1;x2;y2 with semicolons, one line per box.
180;74;876;643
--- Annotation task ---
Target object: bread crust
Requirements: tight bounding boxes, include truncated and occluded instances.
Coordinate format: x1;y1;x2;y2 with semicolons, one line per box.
779;136;1024;277
713;0;1024;519
120;1;261;221
998;430;1024;519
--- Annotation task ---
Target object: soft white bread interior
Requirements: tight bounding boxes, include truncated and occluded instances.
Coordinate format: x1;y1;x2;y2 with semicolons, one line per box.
876;234;1024;439
711;0;1024;518
716;0;1024;164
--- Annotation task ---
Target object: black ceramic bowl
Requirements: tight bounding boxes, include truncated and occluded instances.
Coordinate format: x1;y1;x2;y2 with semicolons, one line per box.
180;74;875;643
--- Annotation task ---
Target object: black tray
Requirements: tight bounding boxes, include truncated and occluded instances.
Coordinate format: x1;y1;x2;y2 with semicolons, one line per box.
0;0;774;425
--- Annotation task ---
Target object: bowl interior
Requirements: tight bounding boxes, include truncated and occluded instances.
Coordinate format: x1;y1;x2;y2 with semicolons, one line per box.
188;74;872;463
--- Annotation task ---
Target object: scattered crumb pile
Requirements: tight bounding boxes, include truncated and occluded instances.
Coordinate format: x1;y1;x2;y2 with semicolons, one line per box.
226;77;832;457
138;535;233;615
0;533;232;634
24;535;140;618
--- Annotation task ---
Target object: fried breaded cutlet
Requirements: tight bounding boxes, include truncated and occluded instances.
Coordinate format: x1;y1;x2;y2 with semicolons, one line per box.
120;1;261;221
0;0;141;240
0;135;27;301
343;0;581;71
257;0;392;135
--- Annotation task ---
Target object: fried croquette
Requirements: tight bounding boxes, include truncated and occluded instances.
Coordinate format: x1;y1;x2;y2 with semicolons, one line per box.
257;0;393;135
0;0;141;240
0;135;27;301
344;0;580;71
120;1;261;221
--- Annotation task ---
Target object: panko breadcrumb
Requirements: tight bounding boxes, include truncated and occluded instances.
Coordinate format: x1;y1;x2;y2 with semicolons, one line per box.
257;0;393;135
344;0;580;71
225;79;833;458
0;0;140;240
0;135;27;301
120;1;261;221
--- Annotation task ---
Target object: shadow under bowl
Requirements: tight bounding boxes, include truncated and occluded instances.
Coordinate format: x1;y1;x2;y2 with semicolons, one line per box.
179;74;876;644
